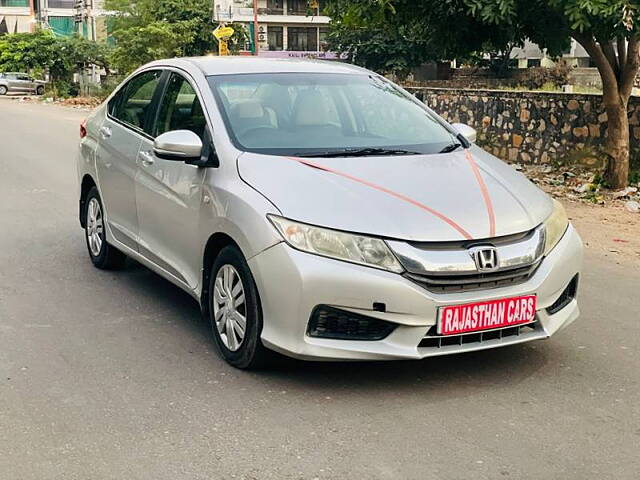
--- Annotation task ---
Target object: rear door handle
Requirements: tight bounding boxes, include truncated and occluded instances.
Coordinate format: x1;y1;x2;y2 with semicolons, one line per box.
139;150;155;166
99;126;112;139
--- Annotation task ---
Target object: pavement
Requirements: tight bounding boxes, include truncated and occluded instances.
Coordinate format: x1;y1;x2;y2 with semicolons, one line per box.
1;98;639;480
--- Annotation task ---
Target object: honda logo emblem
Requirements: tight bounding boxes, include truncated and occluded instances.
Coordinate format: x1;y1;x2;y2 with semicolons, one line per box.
469;246;499;272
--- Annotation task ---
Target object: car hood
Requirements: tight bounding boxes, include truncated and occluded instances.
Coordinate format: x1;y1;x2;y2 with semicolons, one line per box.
237;146;553;242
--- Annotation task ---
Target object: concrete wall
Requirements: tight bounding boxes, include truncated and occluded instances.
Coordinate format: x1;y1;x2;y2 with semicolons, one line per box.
407;87;640;166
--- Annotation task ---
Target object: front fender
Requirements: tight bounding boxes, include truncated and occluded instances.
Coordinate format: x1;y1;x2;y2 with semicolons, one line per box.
198;172;282;263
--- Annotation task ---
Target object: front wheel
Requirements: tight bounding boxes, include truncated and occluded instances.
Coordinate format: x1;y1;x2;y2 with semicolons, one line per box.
208;246;272;369
36;85;44;95
84;187;127;269
0;86;7;95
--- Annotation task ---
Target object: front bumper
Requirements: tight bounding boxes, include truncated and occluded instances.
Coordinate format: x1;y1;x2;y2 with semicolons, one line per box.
248;225;583;361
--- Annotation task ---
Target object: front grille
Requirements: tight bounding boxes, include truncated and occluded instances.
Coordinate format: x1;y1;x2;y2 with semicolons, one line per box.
307;305;396;341
405;262;540;293
419;321;540;349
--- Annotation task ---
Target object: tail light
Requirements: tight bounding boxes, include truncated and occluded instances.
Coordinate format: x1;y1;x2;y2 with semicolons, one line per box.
80;119;87;138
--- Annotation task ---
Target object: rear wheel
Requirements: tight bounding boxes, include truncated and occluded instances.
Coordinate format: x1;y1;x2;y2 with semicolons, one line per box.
36;85;44;95
84;187;127;269
0;86;7;95
208;246;272;369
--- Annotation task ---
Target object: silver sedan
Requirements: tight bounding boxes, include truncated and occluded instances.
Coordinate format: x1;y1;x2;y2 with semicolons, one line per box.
77;57;582;368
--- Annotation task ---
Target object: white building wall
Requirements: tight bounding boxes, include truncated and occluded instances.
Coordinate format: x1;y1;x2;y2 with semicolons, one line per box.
214;0;331;56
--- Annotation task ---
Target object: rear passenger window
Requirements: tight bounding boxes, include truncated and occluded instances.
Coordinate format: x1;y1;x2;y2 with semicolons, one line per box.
110;70;162;133
154;73;207;140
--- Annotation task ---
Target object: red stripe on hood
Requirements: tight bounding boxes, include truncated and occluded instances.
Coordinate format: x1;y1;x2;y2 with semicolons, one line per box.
286;156;473;240
465;150;496;237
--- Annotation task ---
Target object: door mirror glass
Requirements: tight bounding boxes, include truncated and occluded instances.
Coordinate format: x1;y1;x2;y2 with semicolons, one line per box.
451;123;477;143
153;130;203;161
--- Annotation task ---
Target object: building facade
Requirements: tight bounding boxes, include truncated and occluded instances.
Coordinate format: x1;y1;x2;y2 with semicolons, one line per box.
0;0;105;40
511;39;593;69
214;0;333;58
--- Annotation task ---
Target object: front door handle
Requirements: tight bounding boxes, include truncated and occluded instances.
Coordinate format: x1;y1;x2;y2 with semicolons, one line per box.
99;126;112;139
139;150;155;166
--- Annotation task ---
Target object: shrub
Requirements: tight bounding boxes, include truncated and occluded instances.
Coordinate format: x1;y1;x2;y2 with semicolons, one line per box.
519;62;572;90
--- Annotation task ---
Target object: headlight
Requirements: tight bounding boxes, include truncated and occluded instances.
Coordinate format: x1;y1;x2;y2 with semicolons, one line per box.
268;215;404;273
543;199;569;255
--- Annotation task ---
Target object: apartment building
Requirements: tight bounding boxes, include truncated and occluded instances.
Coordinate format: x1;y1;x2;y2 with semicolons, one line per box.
0;0;104;40
214;0;334;58
0;0;33;34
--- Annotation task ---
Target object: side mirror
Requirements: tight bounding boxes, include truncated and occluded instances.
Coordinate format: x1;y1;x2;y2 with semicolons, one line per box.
452;123;477;144
153;130;203;161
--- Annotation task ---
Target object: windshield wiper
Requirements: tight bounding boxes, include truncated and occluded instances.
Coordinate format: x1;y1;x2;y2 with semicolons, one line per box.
439;132;472;153
295;147;422;158
438;142;463;153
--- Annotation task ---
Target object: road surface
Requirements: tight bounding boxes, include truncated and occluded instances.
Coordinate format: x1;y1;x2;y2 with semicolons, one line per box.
1;99;639;479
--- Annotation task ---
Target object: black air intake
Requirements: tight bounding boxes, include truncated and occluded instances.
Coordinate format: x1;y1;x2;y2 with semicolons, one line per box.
546;275;579;315
307;305;396;341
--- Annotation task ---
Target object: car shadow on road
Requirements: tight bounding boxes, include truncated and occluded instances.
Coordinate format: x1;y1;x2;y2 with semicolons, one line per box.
116;258;210;337
261;343;554;396
116;258;557;396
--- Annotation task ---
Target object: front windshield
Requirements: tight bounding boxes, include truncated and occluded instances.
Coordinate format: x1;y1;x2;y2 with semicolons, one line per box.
207;73;458;156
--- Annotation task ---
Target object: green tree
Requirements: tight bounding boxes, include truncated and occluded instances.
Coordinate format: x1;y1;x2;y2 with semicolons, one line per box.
104;0;217;73
325;0;528;78
465;0;639;189
0;30;112;96
327;0;637;187
0;30;64;75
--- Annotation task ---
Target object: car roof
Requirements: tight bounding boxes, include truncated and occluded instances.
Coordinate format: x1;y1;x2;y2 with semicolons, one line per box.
146;56;370;76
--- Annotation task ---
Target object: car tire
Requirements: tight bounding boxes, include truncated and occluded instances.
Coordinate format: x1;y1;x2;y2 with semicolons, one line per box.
84;187;127;270
36;85;44;95
0;86;7;95
208;245;273;369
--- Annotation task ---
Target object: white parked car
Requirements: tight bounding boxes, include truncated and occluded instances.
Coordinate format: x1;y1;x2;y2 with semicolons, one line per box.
77;57;583;368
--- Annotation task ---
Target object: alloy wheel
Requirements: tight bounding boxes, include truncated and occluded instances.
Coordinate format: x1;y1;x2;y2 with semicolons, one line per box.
212;265;247;351
86;198;104;257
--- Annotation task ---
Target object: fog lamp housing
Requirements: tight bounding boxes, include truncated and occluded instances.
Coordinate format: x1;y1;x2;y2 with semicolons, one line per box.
307;305;396;341
546;275;579;315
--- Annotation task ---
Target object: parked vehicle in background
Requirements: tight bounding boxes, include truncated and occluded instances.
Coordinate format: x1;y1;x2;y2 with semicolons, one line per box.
77;57;583;369
0;73;46;95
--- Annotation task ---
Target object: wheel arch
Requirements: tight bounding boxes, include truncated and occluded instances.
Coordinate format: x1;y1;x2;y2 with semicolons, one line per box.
200;232;242;313
79;174;97;228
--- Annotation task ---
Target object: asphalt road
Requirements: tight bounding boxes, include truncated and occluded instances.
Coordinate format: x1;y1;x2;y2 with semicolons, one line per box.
1;98;639;480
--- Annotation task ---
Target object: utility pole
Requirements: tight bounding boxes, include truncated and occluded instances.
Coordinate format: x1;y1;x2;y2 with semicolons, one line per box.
253;0;259;56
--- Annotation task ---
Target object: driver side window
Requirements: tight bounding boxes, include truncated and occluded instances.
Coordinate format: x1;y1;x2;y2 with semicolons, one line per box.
154;73;207;140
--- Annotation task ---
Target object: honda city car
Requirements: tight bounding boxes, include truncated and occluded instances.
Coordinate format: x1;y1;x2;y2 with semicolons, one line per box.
77;57;582;368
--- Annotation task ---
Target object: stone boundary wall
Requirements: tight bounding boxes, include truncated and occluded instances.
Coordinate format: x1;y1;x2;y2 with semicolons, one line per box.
408;67;603;89
407;87;640;166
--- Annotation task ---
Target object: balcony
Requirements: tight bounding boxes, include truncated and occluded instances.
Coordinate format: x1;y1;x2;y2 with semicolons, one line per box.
47;0;76;8
0;0;29;7
216;0;328;22
258;7;283;15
